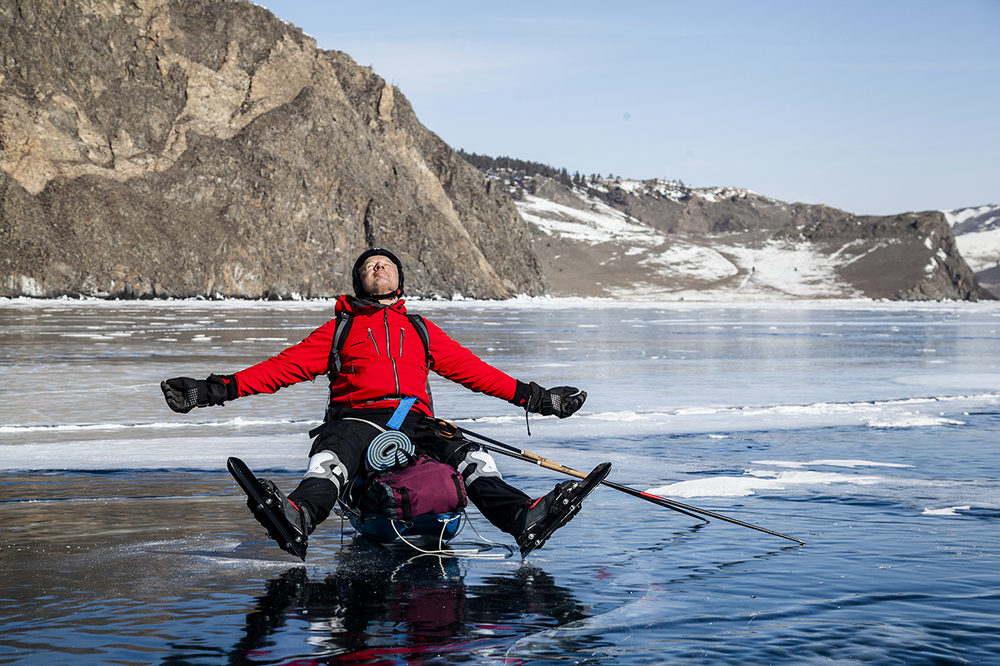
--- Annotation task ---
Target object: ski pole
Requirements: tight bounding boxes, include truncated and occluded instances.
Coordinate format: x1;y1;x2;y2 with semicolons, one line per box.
451;423;805;546
473;436;708;524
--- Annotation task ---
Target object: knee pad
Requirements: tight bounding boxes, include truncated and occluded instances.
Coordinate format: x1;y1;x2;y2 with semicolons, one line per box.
303;450;347;490
458;449;502;486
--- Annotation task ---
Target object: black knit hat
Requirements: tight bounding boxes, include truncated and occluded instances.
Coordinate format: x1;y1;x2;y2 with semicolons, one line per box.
352;248;404;299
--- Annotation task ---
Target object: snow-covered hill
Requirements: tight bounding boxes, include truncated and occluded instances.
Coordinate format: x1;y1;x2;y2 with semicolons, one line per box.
500;172;988;301
943;205;1000;297
517;185;860;300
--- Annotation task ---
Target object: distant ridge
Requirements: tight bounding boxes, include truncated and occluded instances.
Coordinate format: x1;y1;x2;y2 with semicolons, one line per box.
462;154;992;301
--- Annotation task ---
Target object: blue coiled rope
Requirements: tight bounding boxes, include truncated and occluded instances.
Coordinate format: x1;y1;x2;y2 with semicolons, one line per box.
366;430;415;471
365;397;418;471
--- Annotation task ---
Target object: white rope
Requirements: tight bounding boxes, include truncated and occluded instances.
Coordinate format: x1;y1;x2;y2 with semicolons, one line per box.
388;511;513;559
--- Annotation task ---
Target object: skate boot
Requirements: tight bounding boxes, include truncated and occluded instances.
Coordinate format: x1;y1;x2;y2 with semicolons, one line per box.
514;462;611;557
228;457;313;561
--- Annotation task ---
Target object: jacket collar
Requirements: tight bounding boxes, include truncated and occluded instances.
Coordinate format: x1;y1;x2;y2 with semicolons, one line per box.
337;294;407;315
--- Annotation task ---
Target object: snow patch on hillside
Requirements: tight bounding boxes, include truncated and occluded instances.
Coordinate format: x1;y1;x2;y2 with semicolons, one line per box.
721;241;862;298
518;193;664;246
641;241;739;282
953;231;1000;273
944;205;1000;229
943;204;1000;274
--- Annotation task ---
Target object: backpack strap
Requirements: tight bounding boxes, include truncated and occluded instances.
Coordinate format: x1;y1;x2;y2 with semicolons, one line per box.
328;310;355;375
404;313;434;370
404;313;435;414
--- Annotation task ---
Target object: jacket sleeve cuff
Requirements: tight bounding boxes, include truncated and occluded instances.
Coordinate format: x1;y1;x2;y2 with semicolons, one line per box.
207;374;239;402
511;380;531;407
511;380;544;411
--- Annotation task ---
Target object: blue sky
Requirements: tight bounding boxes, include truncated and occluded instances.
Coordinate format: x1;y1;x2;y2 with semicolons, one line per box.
257;1;999;216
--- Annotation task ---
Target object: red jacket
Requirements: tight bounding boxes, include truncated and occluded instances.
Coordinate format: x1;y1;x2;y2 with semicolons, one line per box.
234;295;517;416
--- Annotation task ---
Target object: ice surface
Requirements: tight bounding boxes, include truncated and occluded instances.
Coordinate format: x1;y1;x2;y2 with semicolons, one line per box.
3;301;998;517
3;298;1000;665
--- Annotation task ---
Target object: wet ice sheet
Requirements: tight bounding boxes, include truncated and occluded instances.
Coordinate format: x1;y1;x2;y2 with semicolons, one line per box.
2;298;1000;664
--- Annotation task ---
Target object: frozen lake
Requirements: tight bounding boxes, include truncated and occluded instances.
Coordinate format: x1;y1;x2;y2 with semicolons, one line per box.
2;297;999;663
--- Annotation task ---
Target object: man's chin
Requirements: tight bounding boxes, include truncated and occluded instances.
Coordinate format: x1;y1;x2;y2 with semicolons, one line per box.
364;280;398;297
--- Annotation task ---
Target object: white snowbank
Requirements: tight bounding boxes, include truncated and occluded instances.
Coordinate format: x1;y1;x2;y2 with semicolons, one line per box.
648;468;889;499
922;505;971;516
751;459;913;469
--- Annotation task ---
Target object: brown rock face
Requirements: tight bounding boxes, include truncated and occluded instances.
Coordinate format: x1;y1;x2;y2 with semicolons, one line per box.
0;0;544;298
793;210;986;301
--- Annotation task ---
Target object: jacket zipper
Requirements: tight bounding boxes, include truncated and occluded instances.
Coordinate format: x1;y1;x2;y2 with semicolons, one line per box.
383;311;400;395
366;328;380;355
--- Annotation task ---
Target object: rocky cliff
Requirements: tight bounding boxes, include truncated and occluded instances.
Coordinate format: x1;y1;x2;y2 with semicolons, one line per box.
494;170;990;301
0;0;545;299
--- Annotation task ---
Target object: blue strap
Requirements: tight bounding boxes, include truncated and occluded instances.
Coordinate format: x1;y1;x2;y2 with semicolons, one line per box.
386;397;417;430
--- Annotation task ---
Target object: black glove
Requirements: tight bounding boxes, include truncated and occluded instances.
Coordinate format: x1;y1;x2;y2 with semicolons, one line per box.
160;374;237;413
512;381;587;418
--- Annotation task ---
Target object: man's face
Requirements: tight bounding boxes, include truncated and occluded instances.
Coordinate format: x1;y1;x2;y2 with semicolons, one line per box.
359;254;399;297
